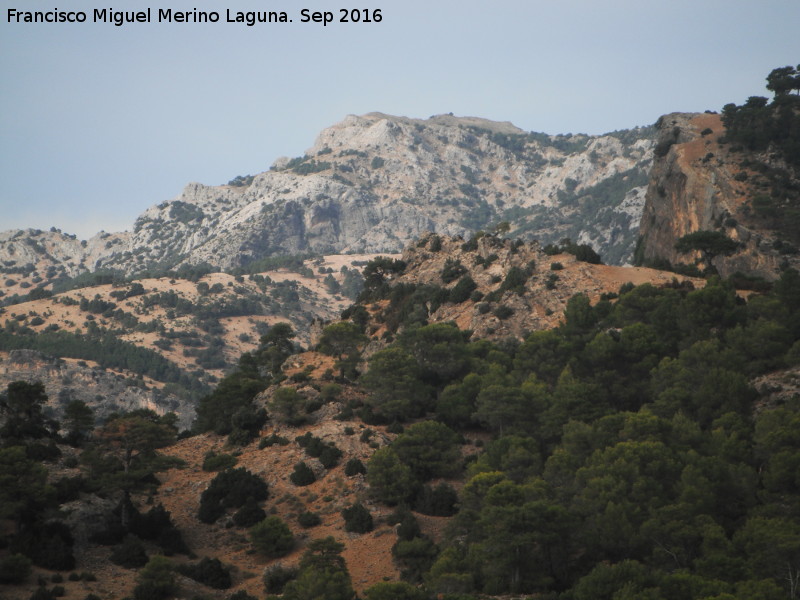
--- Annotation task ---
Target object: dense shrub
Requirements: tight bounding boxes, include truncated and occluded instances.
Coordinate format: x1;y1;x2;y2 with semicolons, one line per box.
110;535;148;569
297;511;322;528
198;468;269;523
289;461;316;486
263;563;299;594
342;502;374;533
177;557;232;589
344;458;367;476
202;451;238;471
233;496;267;528
249;517;294;557
133;556;178;600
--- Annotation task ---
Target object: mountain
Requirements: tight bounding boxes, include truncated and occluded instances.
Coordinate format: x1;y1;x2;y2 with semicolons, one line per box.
0;112;655;301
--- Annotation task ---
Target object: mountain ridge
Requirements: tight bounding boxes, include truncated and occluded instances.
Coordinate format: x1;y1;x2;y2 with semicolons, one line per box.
0;112;656;301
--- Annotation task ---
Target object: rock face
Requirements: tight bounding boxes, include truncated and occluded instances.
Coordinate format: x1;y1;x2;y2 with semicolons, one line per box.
0;113;656;294
637;112;800;279
0;349;195;430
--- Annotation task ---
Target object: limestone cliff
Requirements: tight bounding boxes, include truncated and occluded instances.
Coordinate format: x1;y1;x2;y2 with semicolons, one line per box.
637;112;800;279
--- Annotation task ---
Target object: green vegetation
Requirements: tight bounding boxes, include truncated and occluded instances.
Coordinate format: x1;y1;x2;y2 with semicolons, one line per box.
352;269;800;597
721;65;800;244
290;461;316;486
342;502;373;533
194;322;295;441
0;327;207;398
281;536;355;600
198;468;269;524
176;557;232;589
675;230;739;256
249;516;294;557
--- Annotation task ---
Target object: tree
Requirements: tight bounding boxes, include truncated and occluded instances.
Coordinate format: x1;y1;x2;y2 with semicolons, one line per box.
63;399;95;445
766;65;800;97
0;446;51;531
392;421;461;481
282;536;355;600
87;411;178;528
133;555;179;600
363;581;427;600
290;461;316;486
317;322;367;379
734;517;800;600
0;553;32;584
367;447;418;505
0;381;52;443
198;467;269;524
193;352;270;436
257;322;296;377
361;347;431;421
249;516;294;557
269;386;307;426
398;322;471;386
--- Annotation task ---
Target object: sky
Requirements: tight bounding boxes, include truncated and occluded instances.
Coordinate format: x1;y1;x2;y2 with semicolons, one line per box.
1;0;799;239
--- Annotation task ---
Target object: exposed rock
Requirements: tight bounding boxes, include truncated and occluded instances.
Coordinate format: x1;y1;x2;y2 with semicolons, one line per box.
637;112;800;279
0;112;656;295
0;349;195;430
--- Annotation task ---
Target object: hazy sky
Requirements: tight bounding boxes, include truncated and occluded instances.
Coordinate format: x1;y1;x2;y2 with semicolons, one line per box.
1;0;798;238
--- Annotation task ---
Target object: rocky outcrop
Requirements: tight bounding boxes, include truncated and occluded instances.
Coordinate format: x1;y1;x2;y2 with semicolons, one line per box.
0;349;195;430
0;113;656;293
637;112;800;279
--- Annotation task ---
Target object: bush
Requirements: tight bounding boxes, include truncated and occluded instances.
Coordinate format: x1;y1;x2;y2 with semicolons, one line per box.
344;458;367;476
0;553;31;584
297;511;322;528
198;468;269;523
318;445;343;469
249;517;294;557
448;276;477;303
260;433;290;448
177;557;232;589
202;451;238;472
29;588;56;600
133;556;178;600
263;563;298;594
320;383;342;401
550;262;563;270
233;497;267;528
342;502;373;533
441;259;467;284
364;581;428;600
110;535;148;569
493;305;514;320
290;461;316;486
228;592;258;600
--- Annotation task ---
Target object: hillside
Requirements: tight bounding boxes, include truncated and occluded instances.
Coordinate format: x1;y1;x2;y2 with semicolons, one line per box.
0;254;382;426
2;227;799;600
0;112;655;301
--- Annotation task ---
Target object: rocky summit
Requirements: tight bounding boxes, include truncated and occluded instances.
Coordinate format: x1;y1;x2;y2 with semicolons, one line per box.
0;112;655;297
